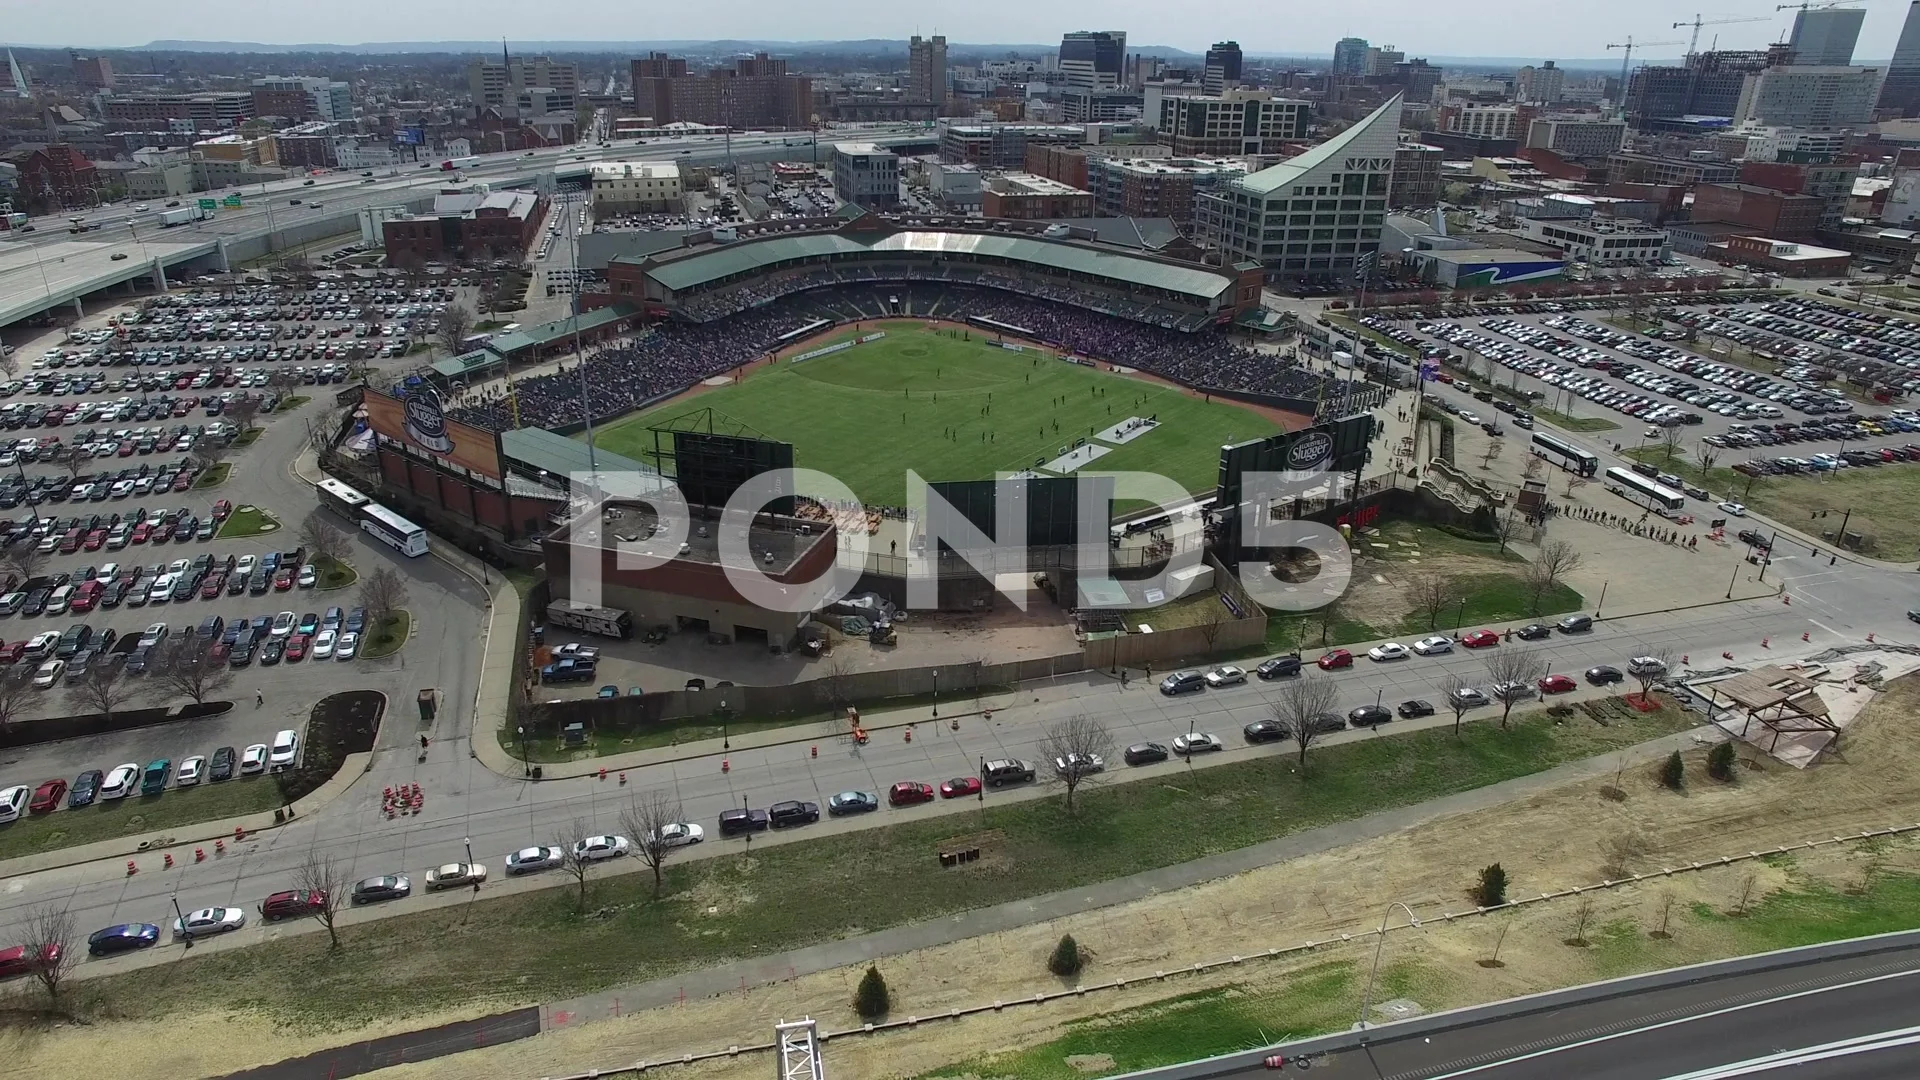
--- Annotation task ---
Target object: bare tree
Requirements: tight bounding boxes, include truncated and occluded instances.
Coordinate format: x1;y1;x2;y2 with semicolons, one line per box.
294;850;348;950
1407;573;1454;631
267;368;303;405
18;904;76;1005
1629;645;1678;707
1480;438;1505;469
555;817;593;913
436;301;474;356
4;544;48;583
1697;444;1721;479
1493;508;1528;556
1440;673;1475;736
1659;425;1685;463
1037;714;1115;814
1195;601;1229;656
1483;647;1547;729
300;514;352;567
1271;676;1339;770
0;349;18;381
1525;540;1586;614
150;636;235;706
620;789;688;899
227;396;262;433
70;663;139;723
1564;474;1589;500
0;677;33;735
357;565;410;634
189;436;231;476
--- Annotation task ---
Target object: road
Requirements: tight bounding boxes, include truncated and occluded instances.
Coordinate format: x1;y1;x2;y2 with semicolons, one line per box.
1216;941;1920;1079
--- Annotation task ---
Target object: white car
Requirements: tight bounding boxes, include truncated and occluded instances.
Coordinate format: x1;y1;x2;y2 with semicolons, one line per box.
240;743;269;775
138;622;169;648
147;575;176;602
1627;656;1670;677
311;629;337;660
270;611;296;638
172;906;246;939
32;659;65;688
176;755;205;786
100;762;141;799
572;834;631;861
1203;665;1246;688
95;562;119;581
1717;501;1747;517
269;729;299;770
645;823;704;849
1411;635;1454;656
1171;732;1224;755
505;846;566;874
334;631;359;660
1368;642;1411;662
0;785;28;824
297;564;317;588
235;554;256;577
424;862;487;889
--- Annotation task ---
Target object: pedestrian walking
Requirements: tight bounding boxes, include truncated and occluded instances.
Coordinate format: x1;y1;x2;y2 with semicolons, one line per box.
255;689;264;707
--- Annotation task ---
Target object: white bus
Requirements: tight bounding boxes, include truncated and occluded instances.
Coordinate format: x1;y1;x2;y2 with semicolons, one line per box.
1529;432;1599;477
315;477;371;519
358;503;429;557
1603;467;1686;517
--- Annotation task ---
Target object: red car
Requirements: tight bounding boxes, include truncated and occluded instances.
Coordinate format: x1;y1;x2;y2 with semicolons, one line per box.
200;573;226;599
83;529;106;551
211;499;232;521
284;634;308;662
258;889;327;921
130;523;150;544
1460;629;1500;649
887;781;935;807
273;567;296;591
1317;649;1354;670
172;474;192;491
939;776;983;799
28;779;68;814
1538;673;1578;695
69;581;102;613
0;943;61;979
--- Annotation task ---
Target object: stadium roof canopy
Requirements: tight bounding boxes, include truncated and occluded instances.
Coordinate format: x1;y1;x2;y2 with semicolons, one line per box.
639;231;1233;301
485;304;636;359
500;426;653;479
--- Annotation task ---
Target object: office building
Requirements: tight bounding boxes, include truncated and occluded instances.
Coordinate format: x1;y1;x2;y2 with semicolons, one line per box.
590;161;683;217
1140;77;1200;131
909;35;948;107
630;52;812;129
926;161;983;210
72;55;113;90
1691;183;1824;240
1060;31;1127;91
1158;89;1311;156
1627;49;1779;126
252;76;352;123
1515;61;1564;104
831;142;899;207
1202;42;1243;94
383;190;548;265
1390;143;1443;209
1195;94;1402;277
273;123;337;169
940;124;1083;167
1788;7;1864;66
1607;152;1739;187
1518;216;1670;265
1735;65;1880;130
1740;159;1854;231
468;54;579;115
102;92;253;125
1365;45;1405;77
1025;144;1089;189
1524;116;1629;158
1060;90;1143;123
1885;2;1920;116
1440;103;1519;140
982;173;1094;219
1087;155;1244;226
1332;37;1370;77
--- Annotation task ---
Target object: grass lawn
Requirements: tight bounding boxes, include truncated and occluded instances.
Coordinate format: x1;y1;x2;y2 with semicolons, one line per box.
215;505;281;539
86;700;1694;1030
193;463;231;488
274;395;311;413
1618;446;1916;553
359;611;410;659
592;323;1281;505
1533;407;1619;433
0;775;287;861
232;428;262;448
313;556;357;590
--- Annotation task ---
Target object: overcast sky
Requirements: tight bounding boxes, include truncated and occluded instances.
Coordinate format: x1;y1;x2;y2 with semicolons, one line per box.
7;0;1908;61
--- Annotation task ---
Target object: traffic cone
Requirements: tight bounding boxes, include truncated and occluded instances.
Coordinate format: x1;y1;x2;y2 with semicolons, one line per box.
195;847;205;862
618;771;627;785
163;853;174;869
215;840;225;855
722;758;730;773
1762;637;1770;648
1868;632;1877;643
598;767;607;781
1802;631;1810;642
904;727;913;743
126;861;137;876
810;745;817;758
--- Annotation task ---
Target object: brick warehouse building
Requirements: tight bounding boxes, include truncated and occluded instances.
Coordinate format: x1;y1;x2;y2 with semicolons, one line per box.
629;51;812;129
1691;182;1824;242
382;190;548;265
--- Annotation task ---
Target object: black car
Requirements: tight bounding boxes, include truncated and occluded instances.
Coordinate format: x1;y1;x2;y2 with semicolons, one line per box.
21;588;48;615
1124;741;1171;765
1303;712;1348;734
767;800;820;828
1556;614;1594;633
351;875;411;904
258;638;284;665
69;768;104;808
1242;719;1290;744
1737;529;1771;551
228;639;256;667
208;746;235;782
1256;655;1302;680
1585;664;1624;685
1159;670;1205;695
1397;699;1436;719
718;807;770;836
1515;623;1553;641
1348;704;1393;727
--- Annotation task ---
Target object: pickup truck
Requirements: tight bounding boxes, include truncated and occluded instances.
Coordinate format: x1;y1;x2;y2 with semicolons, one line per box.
550;642;601;663
540;658;597;684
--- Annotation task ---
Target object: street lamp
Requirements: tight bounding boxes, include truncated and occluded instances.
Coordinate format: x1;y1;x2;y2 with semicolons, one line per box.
463;836;473;864
1358;901;1421;1034
720;696;730;750
516;724;529;776
1453;596;1467;634
931;669;939;718
171;894;190;949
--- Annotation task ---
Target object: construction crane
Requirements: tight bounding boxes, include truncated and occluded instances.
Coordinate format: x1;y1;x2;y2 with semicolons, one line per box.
1777;1;1863;12
1673;14;1772;57
1607;36;1686;99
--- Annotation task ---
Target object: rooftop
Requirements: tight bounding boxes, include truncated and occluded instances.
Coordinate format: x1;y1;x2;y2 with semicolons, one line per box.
1234;94;1404;195
1422;247;1568;265
555;501;828;574
484;303;636;357
1099;156;1246;177
500;425;651;479
988;172;1089;196
588;160;680;180
832;141;891;156
1726;237;1851;261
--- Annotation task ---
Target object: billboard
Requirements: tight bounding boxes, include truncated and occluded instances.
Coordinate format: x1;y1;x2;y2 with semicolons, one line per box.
1214;413;1376;512
1453;260;1564;289
927;475;1110;549
672;432;795;513
362;388;503;482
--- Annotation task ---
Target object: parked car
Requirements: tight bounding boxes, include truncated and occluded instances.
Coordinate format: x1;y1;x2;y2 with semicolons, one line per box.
1203;665;1246;688
1317;649;1354;670
99;762;140;799
571;836;629;862
258;890;326;921
939;776;983;798
767;800;820;828
87;923;160;956
208;745;235;781
827;790;879;816
887;781;935;806
1538;674;1579;695
27;778;67;814
350;875;411;904
1172;732;1224;755
504;847;565;875
1241;720;1289;744
1459;629;1501;648
1448;686;1491;709
1367;642;1410;662
239;743;268;774
1348;704;1393;727
1397;699;1436;719
645;822;705;847
1158;670;1205;695
1124;741;1172;764
171;906;245;939
717;807;770;836
1256;655;1302;679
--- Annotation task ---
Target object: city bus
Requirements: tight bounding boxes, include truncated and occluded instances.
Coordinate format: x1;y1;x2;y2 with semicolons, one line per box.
1529;432;1599;477
315;477;371;519
1603;467;1686;517
358;503;429;557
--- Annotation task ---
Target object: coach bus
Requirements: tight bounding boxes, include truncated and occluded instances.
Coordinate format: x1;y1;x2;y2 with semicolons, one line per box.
358;503;430;557
1602;467;1686;517
1529;432;1599;477
315;477;372;519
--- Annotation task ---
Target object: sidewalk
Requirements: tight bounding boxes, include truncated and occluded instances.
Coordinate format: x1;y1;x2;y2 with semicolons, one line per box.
543;722;1725;1031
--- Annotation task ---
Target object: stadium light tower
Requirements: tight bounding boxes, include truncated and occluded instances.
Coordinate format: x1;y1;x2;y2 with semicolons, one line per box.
776;1018;825;1080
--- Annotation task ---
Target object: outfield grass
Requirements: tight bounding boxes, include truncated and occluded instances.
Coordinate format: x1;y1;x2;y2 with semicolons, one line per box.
592;324;1282;505
85;700;1691;1029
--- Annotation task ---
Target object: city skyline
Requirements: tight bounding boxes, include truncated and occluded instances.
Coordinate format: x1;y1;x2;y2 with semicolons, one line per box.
5;0;1912;61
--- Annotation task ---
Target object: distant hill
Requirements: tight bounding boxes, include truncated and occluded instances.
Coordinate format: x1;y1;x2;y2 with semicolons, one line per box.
138;38;1200;58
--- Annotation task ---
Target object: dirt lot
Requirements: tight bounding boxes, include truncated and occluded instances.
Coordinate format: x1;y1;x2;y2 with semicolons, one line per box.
12;680;1920;1080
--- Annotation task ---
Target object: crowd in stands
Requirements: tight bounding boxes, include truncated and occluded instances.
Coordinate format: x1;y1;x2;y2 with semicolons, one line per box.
447;282;1339;432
